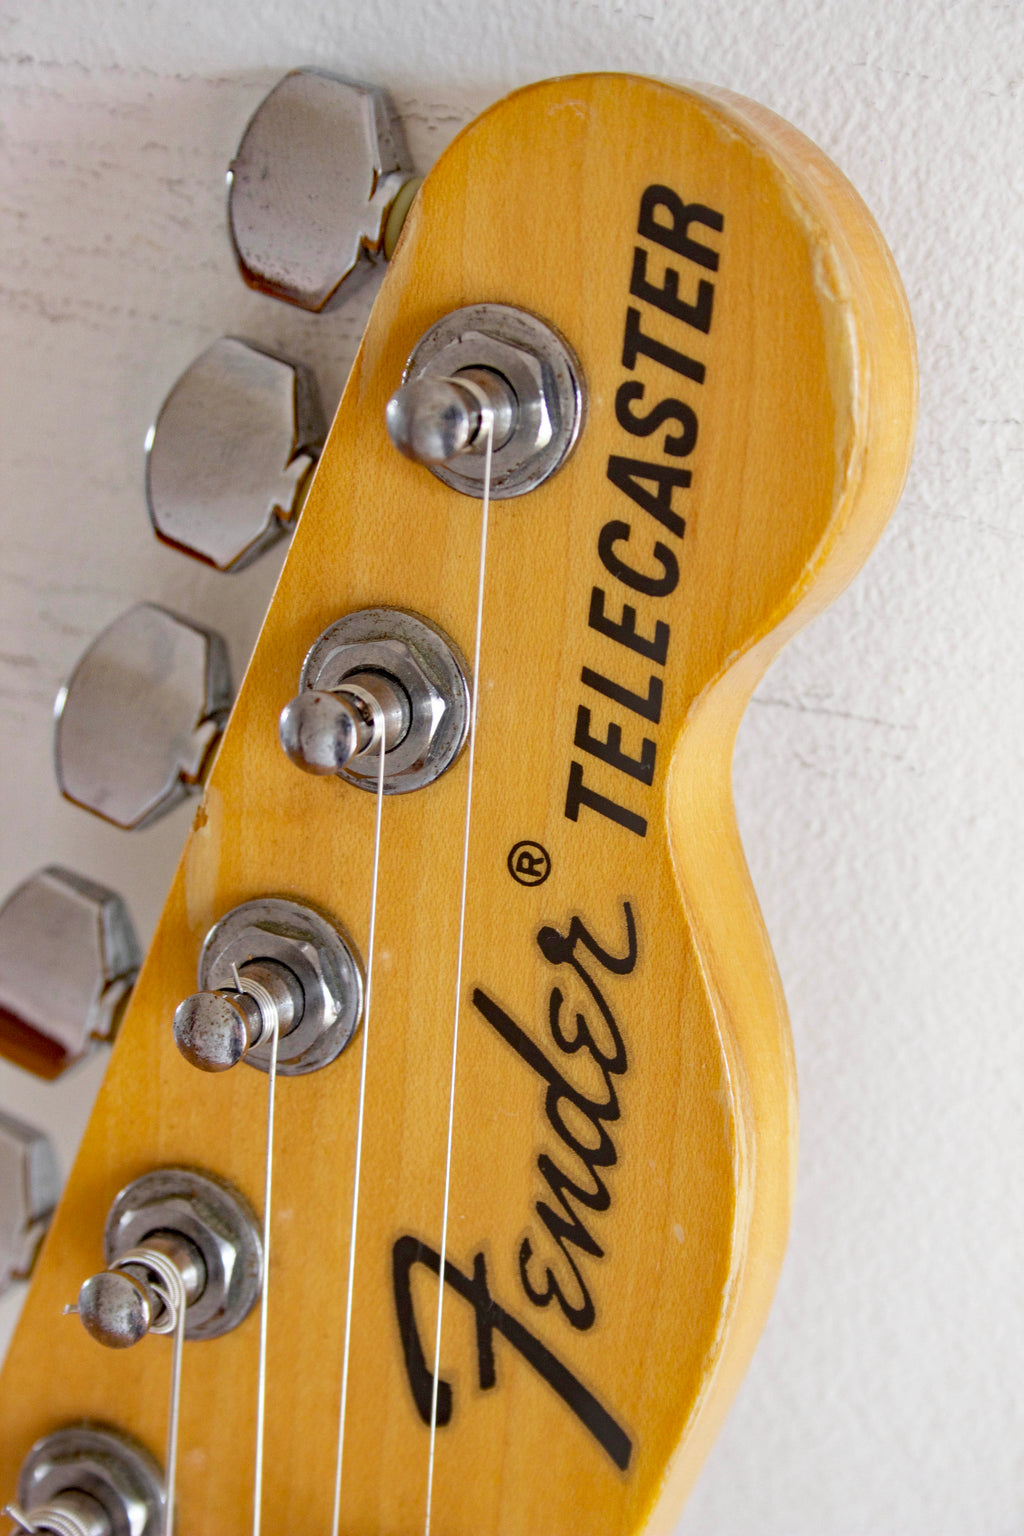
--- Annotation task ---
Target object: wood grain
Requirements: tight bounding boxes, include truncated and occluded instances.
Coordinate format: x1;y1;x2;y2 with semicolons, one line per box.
0;74;915;1534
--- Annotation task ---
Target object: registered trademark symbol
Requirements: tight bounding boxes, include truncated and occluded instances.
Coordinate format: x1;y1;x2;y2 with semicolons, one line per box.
507;841;551;887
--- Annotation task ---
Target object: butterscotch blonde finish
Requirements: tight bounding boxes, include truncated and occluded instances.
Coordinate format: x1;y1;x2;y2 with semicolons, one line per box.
0;76;915;1534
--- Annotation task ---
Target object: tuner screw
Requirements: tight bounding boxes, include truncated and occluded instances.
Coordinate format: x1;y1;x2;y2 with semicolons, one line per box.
175;899;363;1077
0;1110;60;1297
228;68;419;312
54;603;232;831
13;1426;165;1536
145;337;326;572
0;867;140;1078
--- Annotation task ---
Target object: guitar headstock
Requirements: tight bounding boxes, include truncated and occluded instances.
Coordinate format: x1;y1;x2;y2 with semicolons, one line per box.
0;73;915;1535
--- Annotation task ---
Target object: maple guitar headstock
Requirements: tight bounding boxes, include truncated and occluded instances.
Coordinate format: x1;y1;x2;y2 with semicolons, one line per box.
0;73;915;1535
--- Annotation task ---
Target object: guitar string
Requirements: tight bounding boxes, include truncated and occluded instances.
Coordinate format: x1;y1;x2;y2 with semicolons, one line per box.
423;409;494;1536
330;699;387;1536
145;1251;188;1536
164;1297;185;1536
251;1012;280;1536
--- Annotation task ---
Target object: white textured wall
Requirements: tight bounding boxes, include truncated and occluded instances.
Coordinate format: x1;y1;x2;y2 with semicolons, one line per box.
1;3;1022;1532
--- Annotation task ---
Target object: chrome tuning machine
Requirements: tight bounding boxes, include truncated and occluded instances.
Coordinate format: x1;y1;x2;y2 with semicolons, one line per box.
172;899;362;1076
228;68;421;312
54;603;232;830
279;608;470;795
72;1169;261;1350
146;337;326;572
384;303;585;496
7;1425;164;1536
0;867;140;1078
0;1110;60;1298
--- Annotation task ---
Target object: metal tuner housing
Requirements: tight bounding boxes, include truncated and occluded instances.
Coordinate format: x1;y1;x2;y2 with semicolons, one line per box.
0;1110;60;1297
174;898;363;1076
0;867;140;1078
54;604;232;831
146;336;325;572
13;1425;165;1536
228;68;420;312
280;608;470;795
78;1168;263;1346
385;302;585;497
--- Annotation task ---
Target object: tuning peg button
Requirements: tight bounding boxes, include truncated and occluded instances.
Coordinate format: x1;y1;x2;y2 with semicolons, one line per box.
55;603;232;830
0;867;140;1078
0;1110;60;1295
228;68;419;312
146;337;326;572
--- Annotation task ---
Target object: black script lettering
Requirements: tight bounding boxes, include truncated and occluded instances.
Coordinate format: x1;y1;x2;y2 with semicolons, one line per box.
638;184;724;272
392;1236;632;1470
471;988;621;1174
519;1229;597;1330
538;898;639;982
538;903;636;1070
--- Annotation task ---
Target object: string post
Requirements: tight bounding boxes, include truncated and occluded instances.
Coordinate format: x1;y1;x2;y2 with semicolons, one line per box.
173;958;303;1073
280;670;410;778
385;371;515;465
11;1426;166;1536
281;609;470;797
4;1494;111;1536
74;1237;199;1350
384;303;584;499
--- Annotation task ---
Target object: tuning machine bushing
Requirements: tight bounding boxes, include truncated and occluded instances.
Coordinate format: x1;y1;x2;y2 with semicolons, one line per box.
9;1425;164;1536
172;899;362;1076
279;608;470;795
385;303;585;497
73;1168;262;1349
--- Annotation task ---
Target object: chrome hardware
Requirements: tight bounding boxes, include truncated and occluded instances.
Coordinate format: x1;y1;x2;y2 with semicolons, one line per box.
12;1425;164;1536
145;337;325;572
84;1168;262;1343
282;609;469;795
279;668;411;777
6;1489;111;1536
75;1233;204;1350
385;370;517;465
0;1110;59;1296
388;303;585;497
174;899;362;1076
54;604;232;831
228;68;419;312
173;958;303;1073
0;867;140;1077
